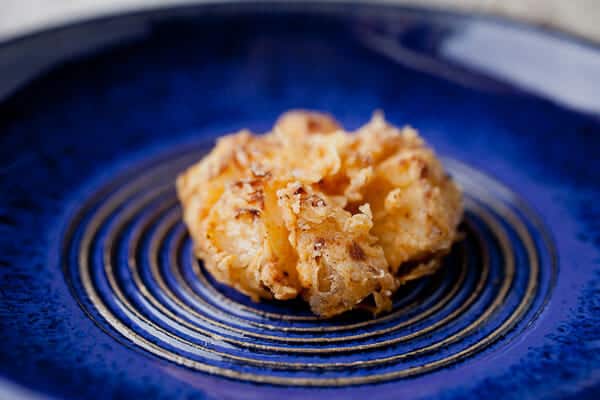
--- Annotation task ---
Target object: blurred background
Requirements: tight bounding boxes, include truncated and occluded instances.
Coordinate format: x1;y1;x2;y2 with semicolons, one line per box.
1;0;600;43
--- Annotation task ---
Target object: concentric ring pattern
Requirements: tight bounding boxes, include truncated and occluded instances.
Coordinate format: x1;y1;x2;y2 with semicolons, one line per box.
62;144;556;386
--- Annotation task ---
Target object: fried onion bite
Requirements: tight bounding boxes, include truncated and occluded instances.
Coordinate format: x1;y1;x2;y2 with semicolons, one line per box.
176;111;462;317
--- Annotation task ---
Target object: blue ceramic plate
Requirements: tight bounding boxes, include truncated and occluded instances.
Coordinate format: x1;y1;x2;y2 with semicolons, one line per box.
1;2;599;399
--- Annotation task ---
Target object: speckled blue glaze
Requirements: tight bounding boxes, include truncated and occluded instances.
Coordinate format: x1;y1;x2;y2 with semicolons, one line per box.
0;3;599;399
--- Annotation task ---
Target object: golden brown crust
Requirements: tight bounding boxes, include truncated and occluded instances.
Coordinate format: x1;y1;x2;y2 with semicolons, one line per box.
177;110;463;317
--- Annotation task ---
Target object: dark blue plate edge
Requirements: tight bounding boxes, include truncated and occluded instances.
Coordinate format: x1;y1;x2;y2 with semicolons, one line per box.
2;1;599;52
1;0;600;114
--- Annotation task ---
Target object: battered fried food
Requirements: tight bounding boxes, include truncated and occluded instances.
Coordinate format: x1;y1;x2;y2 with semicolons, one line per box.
176;111;463;317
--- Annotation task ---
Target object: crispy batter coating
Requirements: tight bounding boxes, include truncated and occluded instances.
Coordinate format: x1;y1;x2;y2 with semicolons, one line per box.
176;111;463;317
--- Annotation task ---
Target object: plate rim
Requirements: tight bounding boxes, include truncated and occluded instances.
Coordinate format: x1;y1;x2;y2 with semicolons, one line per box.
1;0;599;56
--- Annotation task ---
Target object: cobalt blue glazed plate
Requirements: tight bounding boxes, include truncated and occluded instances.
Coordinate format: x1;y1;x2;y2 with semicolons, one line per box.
0;2;599;399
